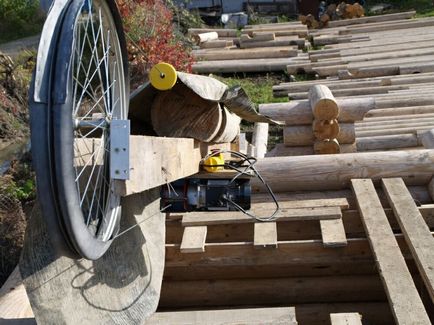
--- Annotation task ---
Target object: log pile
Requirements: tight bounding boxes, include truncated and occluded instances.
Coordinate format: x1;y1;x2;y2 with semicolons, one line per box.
189;22;308;74
261;85;369;156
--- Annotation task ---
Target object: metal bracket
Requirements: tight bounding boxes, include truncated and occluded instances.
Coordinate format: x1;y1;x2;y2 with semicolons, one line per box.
110;119;130;180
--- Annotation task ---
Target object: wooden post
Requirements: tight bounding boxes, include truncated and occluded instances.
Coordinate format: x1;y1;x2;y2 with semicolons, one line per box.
252;122;269;158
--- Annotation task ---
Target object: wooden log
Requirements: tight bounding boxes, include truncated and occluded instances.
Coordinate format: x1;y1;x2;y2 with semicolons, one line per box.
356;134;419;152
382;178;434;303
327;11;415;28
259;97;372;124
251;150;434;193
309;85;340;120
284;124;355;146
351;179;431;325
159;275;385;308
212;107;241;143
240;33;275;42
289;85;410;100
200;40;233;49
151;84;222;142
356;125;434;138
239;37;304;49
356;119;434;131
188;28;237;38
313;119;340;140
252;122;269;159
314;139;341;154
193;57;302;74
339;17;434;35
193;46;298;61
362;113;434;123
267;143;356;156
192;32;218;45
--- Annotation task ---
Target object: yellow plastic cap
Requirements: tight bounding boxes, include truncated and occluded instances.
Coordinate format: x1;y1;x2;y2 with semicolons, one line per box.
149;62;177;90
203;153;225;173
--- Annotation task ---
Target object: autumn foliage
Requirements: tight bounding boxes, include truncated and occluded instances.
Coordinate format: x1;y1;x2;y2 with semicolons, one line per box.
117;0;194;88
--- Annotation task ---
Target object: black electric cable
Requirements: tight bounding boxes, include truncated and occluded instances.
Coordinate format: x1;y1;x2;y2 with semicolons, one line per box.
201;150;280;222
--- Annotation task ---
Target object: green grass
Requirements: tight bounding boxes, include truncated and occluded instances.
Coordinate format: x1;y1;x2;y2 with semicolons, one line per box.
367;0;434;17
215;74;288;105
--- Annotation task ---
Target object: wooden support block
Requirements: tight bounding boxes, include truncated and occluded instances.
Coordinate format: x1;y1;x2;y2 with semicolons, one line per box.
313;119;340;140
254;222;278;248
320;218;347;247
314;139;341;154
180;226;208;253
351;179;430;325
182;206;342;226
382;178;434;303
330;313;362;325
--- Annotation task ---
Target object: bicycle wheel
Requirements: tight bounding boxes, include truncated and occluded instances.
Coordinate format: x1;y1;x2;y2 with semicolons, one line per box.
52;0;128;259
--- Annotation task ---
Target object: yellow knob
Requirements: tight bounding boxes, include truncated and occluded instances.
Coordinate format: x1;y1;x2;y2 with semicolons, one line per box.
149;62;177;90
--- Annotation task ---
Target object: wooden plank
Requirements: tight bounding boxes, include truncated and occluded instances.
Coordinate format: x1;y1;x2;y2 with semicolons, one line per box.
320;219;347;247
0;267;34;321
254;222;278;248
330;313;362;325
351;179;430;325
147;307;297;325
181;206;342;226
115;136;201;196
180;226;207;253
382;178;434;302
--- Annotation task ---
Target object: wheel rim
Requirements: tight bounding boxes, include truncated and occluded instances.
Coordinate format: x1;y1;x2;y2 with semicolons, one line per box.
70;0;127;242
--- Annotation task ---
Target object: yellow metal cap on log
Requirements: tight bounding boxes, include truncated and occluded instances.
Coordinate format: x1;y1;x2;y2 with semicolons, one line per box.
149;62;177;90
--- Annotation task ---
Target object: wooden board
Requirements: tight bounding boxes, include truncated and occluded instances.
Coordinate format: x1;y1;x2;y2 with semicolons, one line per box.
320;219;347;247
180;226;207;253
382;178;434;302
254;222;278;248
116;136;201;196
146;307;297;325
181;206;342;226
351;179;430;325
330;313;362;325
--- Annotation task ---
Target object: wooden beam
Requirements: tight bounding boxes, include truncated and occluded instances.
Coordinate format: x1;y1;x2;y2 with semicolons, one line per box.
180;226;207;253
252;150;434;193
254;222;278;248
382;178;434;303
309;85;340;120
320;219;347;247
330;313;362;325
147;307;297;325
181;206;342;226
351;179;430;325
116;136;200;196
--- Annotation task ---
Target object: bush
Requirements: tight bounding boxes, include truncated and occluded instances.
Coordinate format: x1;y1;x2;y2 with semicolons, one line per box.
117;0;194;89
0;0;44;43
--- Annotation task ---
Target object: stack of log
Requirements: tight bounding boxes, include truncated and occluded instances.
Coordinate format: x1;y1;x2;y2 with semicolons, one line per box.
261;85;372;156
189;22;308;74
300;2;365;29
